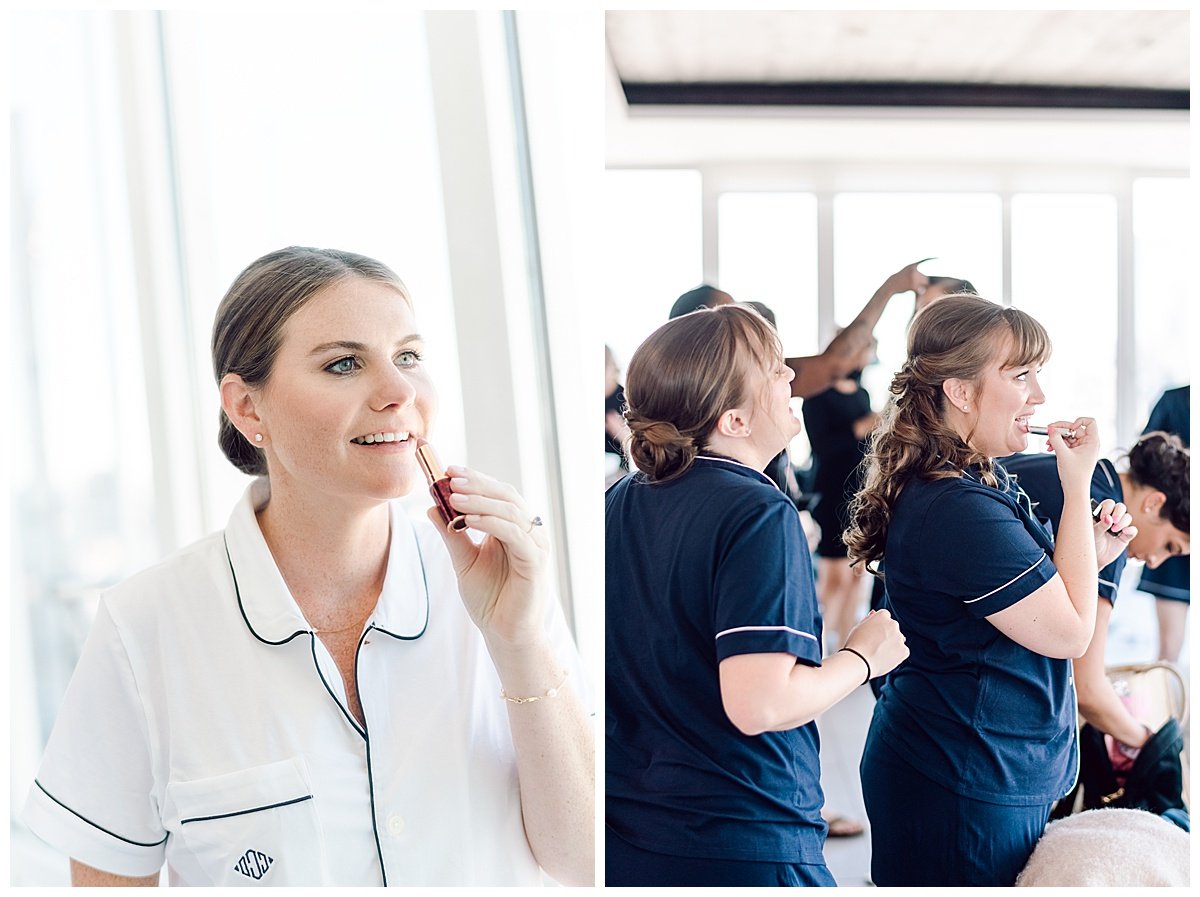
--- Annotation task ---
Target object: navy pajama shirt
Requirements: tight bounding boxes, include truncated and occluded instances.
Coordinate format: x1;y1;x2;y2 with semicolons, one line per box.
1002;454;1127;608
862;463;1078;887
605;456;834;886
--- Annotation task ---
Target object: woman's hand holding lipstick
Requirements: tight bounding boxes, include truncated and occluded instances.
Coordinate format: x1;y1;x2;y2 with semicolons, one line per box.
428;464;551;649
1046;417;1100;494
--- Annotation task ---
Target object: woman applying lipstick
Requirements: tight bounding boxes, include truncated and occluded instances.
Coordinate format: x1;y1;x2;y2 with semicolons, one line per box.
22;247;593;887
844;294;1109;886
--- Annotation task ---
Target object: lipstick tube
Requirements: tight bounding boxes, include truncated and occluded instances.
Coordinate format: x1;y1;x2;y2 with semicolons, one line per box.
416;440;468;532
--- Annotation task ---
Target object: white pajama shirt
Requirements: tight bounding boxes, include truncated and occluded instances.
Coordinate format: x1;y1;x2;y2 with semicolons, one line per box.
23;478;587;886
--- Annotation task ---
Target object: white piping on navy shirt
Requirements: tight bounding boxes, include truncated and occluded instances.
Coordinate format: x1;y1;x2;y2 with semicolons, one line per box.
715;624;819;642
694;455;780;490
1097;458;1117;490
963;554;1048;604
698;459;811;644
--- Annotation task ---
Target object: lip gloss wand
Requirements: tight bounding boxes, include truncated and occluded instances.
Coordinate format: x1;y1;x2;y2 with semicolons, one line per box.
1028;424;1077;439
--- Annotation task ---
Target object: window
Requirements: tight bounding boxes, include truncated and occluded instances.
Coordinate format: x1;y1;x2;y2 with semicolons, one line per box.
1011;194;1118;452
1133;178;1189;433
833;193;1003;411
718;192;819;356
602;169;703;373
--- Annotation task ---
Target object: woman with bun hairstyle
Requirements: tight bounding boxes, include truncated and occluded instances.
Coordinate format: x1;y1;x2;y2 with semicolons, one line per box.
605;304;908;887
22;247;593;887
845;294;1129;886
1001;431;1189;758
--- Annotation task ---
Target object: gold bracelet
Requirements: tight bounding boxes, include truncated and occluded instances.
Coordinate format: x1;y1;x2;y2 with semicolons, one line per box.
500;671;568;704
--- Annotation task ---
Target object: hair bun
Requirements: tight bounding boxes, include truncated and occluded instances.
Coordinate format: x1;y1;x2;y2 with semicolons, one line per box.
625;413;699;481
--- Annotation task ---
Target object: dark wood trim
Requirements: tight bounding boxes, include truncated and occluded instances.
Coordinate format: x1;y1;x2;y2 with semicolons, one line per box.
621;81;1189;111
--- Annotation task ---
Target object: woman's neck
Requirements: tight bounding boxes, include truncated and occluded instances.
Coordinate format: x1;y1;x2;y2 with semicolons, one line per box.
702;435;771;471
1117;471;1138;505
255;477;392;619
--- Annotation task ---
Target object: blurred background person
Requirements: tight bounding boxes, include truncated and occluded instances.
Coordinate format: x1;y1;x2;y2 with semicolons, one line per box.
802;333;880;654
605;344;630;485
913;274;978;315
1136;386;1190;662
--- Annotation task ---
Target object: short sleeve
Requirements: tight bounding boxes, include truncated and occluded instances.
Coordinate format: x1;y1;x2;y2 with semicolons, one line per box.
1098;553;1127;605
21;598;166;877
922;487;1057;618
712;497;822;666
1092;460;1128;604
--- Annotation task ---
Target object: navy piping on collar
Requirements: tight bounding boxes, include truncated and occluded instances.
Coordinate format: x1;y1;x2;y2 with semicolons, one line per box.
693;455;780;490
370;522;431;642
34;780;168;847
223;521;431;646
225;536;310;647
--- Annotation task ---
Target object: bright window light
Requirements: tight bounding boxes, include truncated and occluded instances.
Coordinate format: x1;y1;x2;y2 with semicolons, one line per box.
718;192;819;357
832;193;1003;415
1133;178;1189;429
1011;193;1118;452
602;169;702;375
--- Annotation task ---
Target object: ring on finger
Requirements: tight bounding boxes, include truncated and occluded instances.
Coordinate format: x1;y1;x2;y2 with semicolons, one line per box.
525;515;543;533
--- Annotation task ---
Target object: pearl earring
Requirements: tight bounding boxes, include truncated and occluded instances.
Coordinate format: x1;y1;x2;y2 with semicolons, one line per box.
255;433;263;443
962;405;969;412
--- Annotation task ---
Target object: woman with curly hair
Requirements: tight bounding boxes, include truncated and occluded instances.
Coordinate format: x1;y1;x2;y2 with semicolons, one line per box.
844;294;1132;886
605;304;908;886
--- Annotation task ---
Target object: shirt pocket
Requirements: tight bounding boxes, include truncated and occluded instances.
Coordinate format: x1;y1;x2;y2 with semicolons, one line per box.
166;757;326;885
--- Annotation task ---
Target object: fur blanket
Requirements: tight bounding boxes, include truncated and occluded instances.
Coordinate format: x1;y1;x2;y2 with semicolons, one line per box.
1017;808;1189;887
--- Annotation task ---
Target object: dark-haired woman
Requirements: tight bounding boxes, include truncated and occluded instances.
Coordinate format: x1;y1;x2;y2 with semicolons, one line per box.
22;247;593;887
845;294;1130;886
1137;385;1191;662
1002;431;1189;758
605;304;908;887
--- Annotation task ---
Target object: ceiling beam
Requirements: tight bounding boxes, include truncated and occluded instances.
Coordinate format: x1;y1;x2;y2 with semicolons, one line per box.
621;81;1189;111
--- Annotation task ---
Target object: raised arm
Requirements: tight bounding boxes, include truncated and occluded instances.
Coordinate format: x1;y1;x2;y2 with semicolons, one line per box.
787;260;930;398
986;421;1102;657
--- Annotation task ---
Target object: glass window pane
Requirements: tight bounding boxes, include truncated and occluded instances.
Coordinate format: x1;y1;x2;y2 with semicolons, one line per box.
602;169;702;375
1133;178;1189;435
718;192;819;356
1011;194;1118;454
833;193;1003;416
11;10;161;725
162;10;463;530
718;192;818;461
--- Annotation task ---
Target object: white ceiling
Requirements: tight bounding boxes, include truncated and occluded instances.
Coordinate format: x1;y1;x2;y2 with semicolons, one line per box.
607;10;1188;90
605;11;1190;171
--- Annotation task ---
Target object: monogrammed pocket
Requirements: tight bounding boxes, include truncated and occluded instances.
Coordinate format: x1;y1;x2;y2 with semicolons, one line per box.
166;757;325;885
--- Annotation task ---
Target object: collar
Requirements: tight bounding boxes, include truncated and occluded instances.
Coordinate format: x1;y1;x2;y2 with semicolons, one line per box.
692;454;780;490
224;478;430;645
